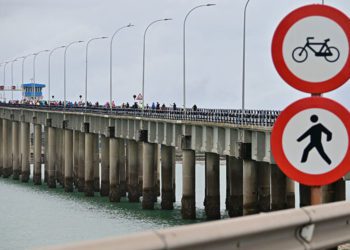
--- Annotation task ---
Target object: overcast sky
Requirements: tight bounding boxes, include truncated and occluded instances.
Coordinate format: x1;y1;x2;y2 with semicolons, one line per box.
1;0;350;110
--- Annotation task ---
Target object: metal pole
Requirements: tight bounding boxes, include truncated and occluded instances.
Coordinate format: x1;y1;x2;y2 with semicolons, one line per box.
242;0;250;123
33;50;49;102
48;46;65;106
183;4;215;115
142;18;172;113
109;24;133;112
64;40;84;111
21;55;31;102
10;59;18;102
3;62;9;102
85;36;108;111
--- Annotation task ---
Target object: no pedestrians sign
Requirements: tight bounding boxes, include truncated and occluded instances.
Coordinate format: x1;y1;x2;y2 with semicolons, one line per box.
271;97;350;186
272;4;350;94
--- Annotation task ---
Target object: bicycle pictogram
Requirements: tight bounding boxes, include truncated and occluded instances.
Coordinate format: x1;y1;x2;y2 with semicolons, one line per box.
292;37;340;63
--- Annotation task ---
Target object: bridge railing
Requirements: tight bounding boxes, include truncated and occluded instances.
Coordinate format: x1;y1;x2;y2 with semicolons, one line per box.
0;103;280;127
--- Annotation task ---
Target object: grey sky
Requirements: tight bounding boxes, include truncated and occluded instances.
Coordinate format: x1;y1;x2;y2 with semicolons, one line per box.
1;0;349;109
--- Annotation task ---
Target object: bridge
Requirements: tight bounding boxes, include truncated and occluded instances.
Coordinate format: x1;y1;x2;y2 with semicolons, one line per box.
0;103;345;220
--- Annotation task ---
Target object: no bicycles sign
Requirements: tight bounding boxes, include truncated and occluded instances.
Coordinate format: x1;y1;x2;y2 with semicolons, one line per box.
272;4;350;94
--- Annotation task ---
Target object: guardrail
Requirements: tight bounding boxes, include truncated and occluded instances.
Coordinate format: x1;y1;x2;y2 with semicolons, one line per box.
39;201;350;250
0;103;280;127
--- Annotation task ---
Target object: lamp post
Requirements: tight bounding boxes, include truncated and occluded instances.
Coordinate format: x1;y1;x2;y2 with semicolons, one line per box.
63;40;84;110
142;18;172;112
3;61;10;102
20;55;32;101
48;45;66;105
109;24;133;111
242;0;250;121
183;4;215;114
33;50;50;102
10;58;19;102
85;36;108;110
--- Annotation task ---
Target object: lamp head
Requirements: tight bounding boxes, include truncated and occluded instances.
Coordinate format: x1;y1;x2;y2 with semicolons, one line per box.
101;36;108;39
206;3;216;6
78;40;84;43
127;23;134;27
164;18;172;21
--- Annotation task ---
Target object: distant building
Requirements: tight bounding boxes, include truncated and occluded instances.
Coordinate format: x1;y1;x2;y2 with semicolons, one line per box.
22;83;45;101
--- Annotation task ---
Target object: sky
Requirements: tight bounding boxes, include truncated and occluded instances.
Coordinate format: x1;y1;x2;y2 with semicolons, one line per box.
0;0;350;110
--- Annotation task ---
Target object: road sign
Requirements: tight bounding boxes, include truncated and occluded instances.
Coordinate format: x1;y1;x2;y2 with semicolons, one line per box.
272;5;350;94
271;97;350;186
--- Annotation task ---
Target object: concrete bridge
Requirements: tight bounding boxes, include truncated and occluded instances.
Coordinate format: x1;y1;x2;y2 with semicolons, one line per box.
0;104;345;220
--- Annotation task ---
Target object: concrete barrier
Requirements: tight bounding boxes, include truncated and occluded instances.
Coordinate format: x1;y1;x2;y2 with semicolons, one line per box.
38;201;350;250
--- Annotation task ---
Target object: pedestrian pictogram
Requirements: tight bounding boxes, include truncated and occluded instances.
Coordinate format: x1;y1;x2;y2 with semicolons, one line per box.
271;97;350;186
297;114;332;165
272;4;350;94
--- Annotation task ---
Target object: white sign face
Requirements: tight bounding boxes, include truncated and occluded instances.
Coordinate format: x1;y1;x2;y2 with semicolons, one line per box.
282;108;348;175
283;16;349;83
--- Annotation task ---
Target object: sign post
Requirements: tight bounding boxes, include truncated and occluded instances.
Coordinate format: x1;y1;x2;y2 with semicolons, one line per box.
271;4;350;205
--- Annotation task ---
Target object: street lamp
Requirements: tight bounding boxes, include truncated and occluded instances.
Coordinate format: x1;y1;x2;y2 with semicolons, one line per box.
33;50;50;102
20;54;33;102
85;36;108;110
3;61;10;102
109;23;134;111
242;0;250;121
10;58;19;101
142;18;172;112
48;45;66;105
64;40;84;110
183;4;215;114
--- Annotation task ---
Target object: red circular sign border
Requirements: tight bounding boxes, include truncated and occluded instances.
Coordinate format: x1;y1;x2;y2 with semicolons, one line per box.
271;97;350;186
272;4;350;94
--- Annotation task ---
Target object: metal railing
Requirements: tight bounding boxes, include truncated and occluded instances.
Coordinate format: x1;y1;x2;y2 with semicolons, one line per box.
38;201;350;250
0;103;280;127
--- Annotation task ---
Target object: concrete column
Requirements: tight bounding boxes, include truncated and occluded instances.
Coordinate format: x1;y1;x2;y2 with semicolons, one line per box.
142;142;156;210
227;156;243;217
48;127;56;188
137;142;143;196
161;145;174;210
100;135;110;196
33;124;42;185
181;149;196;219
44;126;48;183
225;160;230;211
321;179;345;203
334;179;346;202
257;162;270;212
20;122;30;182
243;160;258;215
73;130;79;187
2;119;10;178
55;129;62;185
78;131;85;192
64;129;73;192
109;138;121;202
271;164;287;210
85;133;94;196
299;184;311;207
205;152;220;220
93;134;100;192
0;119;2;177
286;178;295;208
128;140;139;202
12;121;20;180
118;139;127;197
154;144;161;199
172;148;176;203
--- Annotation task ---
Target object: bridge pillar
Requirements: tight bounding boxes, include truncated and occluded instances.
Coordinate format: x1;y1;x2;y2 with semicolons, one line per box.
78;131;85;192
93;134;100;192
2;119;10;178
20;122;30;182
172;148;176;203
44;126;48;183
0;119;2;177
85;133;94;197
128;140;139;202
48;127;56;188
64;129;73;192
56;129;63;185
286;178;295;209
73;131;79;188
12;121;20;180
227;156;243;217
181;149;196;219
33;124;42;185
271;164;287;210
205;152;220;220
118;139;127;197
142;142;156;210
257;162;271;212
109;137;121;202
100;135;110;197
137;142;143;197
161;145;174;210
243;160;258;215
154;144;161;200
